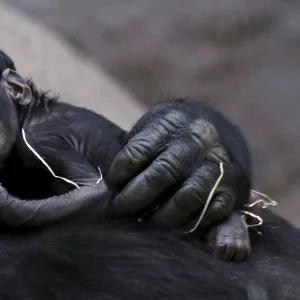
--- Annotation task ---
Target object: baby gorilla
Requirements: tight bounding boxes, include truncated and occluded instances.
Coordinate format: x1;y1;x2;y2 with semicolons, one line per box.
0;50;253;262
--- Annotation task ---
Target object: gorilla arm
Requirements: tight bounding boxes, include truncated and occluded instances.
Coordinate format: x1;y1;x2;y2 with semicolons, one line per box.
0;131;112;227
0;183;109;227
0;69;120;227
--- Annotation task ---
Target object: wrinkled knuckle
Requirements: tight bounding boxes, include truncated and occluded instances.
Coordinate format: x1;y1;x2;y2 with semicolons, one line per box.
188;185;205;205
169;142;193;160
188;177;206;194
188;119;230;163
189;119;219;148
159;111;188;131
125;140;152;163
153;154;181;180
195;164;216;181
151;111;187;136
173;184;204;212
131;131;161;148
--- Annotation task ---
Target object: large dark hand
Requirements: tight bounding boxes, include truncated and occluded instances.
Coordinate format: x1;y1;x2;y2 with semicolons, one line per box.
108;99;251;232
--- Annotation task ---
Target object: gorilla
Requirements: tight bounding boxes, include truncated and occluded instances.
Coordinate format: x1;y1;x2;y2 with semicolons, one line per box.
0;49;252;261
0;50;298;299
0;208;299;299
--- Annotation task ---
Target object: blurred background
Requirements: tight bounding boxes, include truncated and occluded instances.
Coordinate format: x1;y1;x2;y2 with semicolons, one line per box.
1;0;300;225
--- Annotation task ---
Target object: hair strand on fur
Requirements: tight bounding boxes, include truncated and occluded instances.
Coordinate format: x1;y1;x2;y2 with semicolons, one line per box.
184;162;224;234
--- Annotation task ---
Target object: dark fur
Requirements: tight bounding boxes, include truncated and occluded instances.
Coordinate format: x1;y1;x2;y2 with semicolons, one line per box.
2;81;126;199
0;50;299;299
0;210;299;299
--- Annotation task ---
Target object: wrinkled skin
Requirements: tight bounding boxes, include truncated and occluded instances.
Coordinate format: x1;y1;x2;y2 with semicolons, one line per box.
108;99;251;232
107;99;252;262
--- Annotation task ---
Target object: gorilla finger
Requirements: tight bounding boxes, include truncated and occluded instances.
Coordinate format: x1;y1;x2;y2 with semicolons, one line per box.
234;240;251;263
187;161;245;230
223;241;236;261
107;127;165;186
110;148;189;217
151;162;220;229
218;162;251;210
108;110;189;187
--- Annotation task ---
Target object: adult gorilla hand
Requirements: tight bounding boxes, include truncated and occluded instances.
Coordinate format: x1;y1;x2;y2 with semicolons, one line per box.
108;99;251;232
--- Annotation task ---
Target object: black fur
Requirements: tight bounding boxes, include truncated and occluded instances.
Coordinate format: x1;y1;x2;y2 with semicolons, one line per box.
0;51;298;299
0;210;299;299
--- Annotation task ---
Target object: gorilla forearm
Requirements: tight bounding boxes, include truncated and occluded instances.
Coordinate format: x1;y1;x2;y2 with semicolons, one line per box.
0;184;110;227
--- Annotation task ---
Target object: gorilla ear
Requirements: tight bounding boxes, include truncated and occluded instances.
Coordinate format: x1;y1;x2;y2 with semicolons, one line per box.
1;69;32;105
